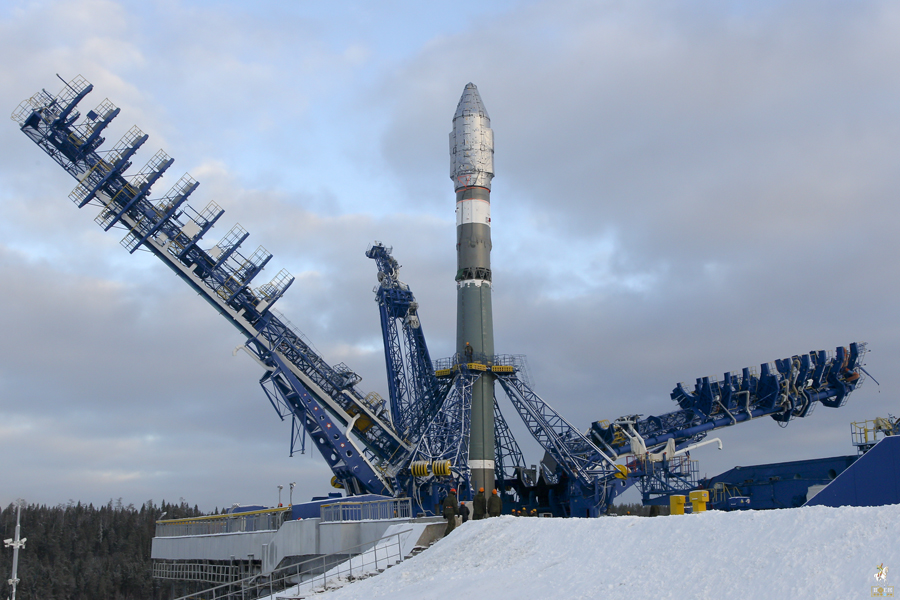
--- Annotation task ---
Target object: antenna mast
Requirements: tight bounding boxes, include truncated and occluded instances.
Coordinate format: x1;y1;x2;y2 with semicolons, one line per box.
4;500;26;600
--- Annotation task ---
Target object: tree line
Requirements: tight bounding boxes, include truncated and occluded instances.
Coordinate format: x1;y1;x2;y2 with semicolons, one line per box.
0;499;203;600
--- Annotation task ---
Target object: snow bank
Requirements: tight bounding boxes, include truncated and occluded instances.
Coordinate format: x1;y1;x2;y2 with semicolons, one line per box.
314;505;899;600
263;522;430;600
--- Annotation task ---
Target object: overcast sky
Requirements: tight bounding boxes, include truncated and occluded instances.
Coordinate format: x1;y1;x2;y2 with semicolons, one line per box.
1;0;897;511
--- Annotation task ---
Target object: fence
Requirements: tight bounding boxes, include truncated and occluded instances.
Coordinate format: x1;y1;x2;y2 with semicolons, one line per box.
320;498;412;522
156;507;290;537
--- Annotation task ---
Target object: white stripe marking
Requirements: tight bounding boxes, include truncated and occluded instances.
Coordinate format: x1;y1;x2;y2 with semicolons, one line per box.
456;198;491;227
469;460;495;470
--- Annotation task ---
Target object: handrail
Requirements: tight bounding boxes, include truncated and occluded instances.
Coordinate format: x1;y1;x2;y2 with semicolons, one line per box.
173;528;414;600
155;508;290;537
320;498;412;522
156;506;290;525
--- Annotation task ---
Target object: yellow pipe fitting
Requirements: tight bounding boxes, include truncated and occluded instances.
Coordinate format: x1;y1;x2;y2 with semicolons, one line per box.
432;460;452;477
410;461;430;478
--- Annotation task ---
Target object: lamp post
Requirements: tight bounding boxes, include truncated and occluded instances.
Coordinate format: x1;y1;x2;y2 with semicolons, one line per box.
289;482;296;506
4;499;26;600
277;485;283;507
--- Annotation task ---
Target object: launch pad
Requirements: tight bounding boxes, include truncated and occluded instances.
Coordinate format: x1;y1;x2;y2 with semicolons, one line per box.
10;75;871;520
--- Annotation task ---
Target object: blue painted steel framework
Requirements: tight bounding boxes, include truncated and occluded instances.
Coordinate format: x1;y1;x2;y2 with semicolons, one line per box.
13;76;408;497
413;366;478;506
493;397;528;485
365;242;451;442
366;243;532;509
495;373;621;516
589;343;868;504
13;76;870;516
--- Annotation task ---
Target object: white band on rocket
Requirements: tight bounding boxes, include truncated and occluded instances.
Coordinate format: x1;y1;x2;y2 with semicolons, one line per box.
456;198;491;227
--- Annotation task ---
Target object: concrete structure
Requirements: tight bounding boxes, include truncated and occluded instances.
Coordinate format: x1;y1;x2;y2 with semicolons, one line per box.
451;83;496;494
150;498;444;595
152;517;440;574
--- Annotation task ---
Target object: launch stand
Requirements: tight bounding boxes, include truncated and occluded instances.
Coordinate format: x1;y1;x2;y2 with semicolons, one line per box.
12;76;870;519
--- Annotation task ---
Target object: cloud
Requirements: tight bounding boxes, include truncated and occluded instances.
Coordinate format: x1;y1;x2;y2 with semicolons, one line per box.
372;0;898;476
0;0;895;510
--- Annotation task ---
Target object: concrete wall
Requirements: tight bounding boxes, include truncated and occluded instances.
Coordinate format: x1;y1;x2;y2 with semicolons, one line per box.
317;520;401;555
151;529;279;561
261;519;320;573
152;517;424;575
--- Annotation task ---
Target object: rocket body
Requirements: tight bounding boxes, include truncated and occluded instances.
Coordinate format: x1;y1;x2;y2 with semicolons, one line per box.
450;83;495;495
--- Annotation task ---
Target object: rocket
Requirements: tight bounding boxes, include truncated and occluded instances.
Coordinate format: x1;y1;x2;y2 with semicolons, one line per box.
450;83;495;495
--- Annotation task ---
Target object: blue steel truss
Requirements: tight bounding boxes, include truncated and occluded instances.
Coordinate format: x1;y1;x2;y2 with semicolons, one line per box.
410;369;478;490
15;75;872;517
366;245;532;506
253;348;389;495
365;243;452;442
494;396;528;485
591;343;869;457
496;373;618;485
13;75;410;497
631;455;699;500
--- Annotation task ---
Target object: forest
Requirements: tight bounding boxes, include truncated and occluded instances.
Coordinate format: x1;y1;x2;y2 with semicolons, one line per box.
0;499;202;600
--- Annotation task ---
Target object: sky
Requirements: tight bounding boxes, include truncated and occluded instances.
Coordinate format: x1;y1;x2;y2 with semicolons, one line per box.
0;0;898;511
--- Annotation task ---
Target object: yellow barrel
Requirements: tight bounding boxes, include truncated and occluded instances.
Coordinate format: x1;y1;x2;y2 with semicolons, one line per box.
670;495;686;515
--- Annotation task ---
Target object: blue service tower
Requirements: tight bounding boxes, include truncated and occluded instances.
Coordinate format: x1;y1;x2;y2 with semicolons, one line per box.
451;83;496;495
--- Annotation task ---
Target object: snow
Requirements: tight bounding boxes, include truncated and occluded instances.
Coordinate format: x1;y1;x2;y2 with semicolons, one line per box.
267;523;430;600
300;505;899;600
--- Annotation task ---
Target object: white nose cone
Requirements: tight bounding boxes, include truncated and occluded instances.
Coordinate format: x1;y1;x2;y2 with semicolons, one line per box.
450;83;494;190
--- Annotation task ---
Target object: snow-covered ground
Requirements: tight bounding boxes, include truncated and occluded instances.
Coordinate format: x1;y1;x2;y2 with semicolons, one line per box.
300;504;899;600
266;522;430;600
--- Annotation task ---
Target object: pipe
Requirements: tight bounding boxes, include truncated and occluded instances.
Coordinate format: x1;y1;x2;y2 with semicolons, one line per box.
673;437;723;457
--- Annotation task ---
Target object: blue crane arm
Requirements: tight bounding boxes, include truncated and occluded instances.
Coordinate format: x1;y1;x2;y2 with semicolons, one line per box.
591;343;868;455
365;243;452;445
13;75;409;495
366;244;412;432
